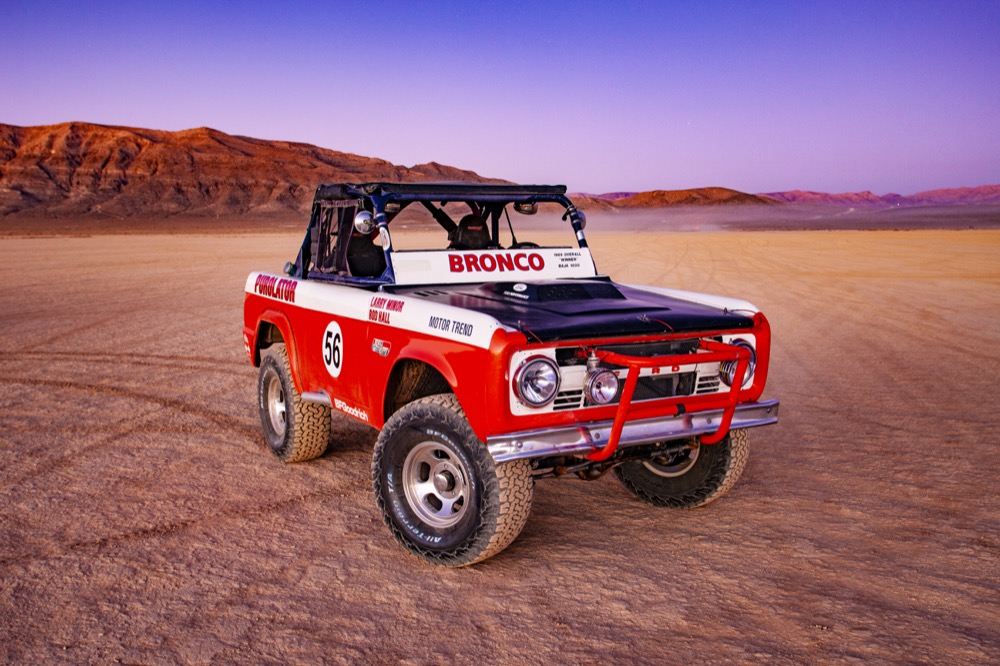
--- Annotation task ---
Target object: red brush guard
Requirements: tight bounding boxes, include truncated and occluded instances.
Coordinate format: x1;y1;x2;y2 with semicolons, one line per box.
585;338;752;461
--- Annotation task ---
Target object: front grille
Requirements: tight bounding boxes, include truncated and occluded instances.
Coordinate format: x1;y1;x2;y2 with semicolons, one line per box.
633;372;696;401
542;338;723;414
696;374;721;394
553;389;584;411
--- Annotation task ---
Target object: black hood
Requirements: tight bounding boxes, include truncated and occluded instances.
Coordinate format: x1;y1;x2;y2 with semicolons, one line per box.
389;279;754;341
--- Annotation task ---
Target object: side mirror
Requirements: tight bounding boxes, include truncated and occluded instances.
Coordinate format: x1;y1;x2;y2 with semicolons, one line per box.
354;210;376;235
514;202;538;215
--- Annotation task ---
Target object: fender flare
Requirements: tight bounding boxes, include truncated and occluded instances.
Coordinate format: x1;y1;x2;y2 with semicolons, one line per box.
383;346;491;437
254;309;306;394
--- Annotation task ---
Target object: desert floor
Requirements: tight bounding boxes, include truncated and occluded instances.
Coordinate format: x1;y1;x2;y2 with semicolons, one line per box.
1;228;998;664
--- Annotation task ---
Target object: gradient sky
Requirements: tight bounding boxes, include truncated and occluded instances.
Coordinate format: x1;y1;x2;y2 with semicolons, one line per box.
2;0;998;194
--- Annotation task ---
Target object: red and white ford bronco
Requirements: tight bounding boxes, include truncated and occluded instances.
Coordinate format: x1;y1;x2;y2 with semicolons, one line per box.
243;183;779;566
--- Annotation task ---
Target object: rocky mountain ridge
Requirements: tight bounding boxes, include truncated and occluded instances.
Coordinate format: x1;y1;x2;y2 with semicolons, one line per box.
2;122;997;219
762;186;1000;207
584;186;1000;208
0;122;506;219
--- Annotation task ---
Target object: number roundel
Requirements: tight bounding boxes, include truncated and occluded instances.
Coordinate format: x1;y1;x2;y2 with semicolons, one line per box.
322;321;344;378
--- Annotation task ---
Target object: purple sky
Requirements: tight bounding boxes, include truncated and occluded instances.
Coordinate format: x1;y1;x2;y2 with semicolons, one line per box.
2;1;998;194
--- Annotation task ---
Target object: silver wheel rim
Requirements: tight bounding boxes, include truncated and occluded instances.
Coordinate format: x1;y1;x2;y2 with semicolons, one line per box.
266;372;287;438
642;442;700;478
402;440;470;528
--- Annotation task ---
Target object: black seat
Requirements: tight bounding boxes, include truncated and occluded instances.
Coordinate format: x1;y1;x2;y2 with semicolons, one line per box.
448;214;491;250
347;232;386;277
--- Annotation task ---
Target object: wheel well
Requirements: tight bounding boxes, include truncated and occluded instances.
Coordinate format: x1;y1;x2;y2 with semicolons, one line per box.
254;321;285;364
384;360;452;421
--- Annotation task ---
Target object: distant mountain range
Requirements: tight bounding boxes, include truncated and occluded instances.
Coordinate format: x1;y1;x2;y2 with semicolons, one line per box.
582;186;1000;208
761;187;1000;207
576;188;778;207
0;122;504;219
1;122;997;219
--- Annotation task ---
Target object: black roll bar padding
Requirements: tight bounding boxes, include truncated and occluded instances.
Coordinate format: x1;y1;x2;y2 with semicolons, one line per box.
314;182;569;204
421;201;458;234
291;227;310;279
482;203;507;247
502;205;519;246
297;202;322;278
565;205;590;249
373;210;396;283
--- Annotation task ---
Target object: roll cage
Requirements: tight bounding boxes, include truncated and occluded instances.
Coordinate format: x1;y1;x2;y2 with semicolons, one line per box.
286;183;589;286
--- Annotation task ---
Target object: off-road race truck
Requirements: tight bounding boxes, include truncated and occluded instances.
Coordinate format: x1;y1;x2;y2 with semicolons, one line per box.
243;182;779;566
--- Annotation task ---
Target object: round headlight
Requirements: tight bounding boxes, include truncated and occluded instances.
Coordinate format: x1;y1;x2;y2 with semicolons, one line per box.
720;339;757;388
585;368;619;405
514;357;561;407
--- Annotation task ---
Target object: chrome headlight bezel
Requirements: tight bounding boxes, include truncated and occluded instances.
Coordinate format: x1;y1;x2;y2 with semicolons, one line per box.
720;339;757;388
585;368;619;405
513;356;561;407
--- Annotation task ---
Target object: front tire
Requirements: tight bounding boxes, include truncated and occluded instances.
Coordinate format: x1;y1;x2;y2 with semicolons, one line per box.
615;429;750;508
258;343;330;463
372;394;533;567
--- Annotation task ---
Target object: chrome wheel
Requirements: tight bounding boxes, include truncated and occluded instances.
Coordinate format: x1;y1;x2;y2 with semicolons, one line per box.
257;344;330;463
402;440;470;528
265;372;287;439
373;394;534;566
642;442;700;478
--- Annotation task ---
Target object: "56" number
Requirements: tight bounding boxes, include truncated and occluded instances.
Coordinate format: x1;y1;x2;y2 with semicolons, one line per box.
322;321;343;378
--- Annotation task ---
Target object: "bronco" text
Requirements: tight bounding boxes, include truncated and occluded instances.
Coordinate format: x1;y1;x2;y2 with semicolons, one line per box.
449;252;545;273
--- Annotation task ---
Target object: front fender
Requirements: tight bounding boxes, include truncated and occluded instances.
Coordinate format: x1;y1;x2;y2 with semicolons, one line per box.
387;328;525;441
386;343;491;439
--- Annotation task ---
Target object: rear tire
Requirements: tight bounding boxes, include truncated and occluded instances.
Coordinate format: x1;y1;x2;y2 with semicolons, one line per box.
372;394;533;566
615;429;750;508
258;343;330;462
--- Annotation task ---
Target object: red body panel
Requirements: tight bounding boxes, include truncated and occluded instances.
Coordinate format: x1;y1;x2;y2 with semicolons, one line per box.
245;286;773;445
245;290;521;437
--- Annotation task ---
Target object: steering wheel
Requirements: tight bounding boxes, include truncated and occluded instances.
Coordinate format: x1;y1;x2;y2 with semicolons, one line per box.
510;241;540;249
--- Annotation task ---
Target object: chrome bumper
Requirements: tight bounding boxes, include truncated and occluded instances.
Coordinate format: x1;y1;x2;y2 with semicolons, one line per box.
487;399;780;463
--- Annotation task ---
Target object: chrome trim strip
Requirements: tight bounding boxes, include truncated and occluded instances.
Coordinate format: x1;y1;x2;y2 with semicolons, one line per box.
301;390;332;407
487;399;779;463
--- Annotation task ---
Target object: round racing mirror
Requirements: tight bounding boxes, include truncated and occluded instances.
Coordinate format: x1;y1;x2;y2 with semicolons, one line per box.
354;210;376;235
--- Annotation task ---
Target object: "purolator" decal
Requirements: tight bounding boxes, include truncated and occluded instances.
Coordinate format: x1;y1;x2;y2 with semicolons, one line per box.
254;275;298;303
449;252;545;273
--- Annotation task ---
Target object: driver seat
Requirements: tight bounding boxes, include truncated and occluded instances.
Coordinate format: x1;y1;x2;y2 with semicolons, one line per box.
448;214;491;250
347;231;386;277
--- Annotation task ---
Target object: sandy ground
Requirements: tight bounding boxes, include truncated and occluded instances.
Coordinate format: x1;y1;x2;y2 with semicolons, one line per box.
1;228;998;664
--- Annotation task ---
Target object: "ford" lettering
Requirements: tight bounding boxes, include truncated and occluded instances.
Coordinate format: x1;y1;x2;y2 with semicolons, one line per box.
449;252;545;273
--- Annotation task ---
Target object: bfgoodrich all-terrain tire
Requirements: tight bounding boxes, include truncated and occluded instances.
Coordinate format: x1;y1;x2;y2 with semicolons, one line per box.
615;429;750;508
258;343;330;463
372;394;533;567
